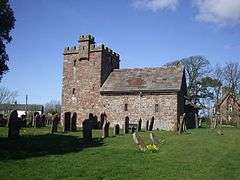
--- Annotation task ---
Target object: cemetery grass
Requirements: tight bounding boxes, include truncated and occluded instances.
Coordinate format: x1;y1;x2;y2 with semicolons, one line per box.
0;127;240;180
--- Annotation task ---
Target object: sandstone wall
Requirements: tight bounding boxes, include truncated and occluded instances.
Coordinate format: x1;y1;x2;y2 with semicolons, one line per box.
100;93;179;131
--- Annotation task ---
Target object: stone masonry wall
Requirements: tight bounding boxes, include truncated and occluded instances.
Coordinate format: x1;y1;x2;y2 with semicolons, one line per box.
99;93;179;131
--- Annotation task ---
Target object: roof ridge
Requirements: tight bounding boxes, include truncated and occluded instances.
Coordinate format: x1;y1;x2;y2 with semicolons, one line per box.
113;65;183;72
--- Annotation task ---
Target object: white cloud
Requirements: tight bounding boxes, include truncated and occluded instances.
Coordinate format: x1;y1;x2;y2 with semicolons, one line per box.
195;0;240;25
132;0;179;11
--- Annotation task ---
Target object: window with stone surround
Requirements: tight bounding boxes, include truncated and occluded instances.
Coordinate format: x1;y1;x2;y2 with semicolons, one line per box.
124;104;128;111
155;104;159;113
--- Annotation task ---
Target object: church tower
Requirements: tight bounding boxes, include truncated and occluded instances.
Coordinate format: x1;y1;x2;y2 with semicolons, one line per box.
61;35;120;126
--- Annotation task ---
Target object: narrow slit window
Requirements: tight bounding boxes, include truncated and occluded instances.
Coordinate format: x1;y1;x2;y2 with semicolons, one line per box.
72;88;75;95
124;104;128;111
155;104;159;113
73;60;76;66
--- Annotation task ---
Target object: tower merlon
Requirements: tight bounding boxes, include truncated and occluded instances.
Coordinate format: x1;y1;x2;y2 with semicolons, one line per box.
79;34;95;43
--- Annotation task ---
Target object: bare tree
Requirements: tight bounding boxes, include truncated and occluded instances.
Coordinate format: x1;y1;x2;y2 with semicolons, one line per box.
223;62;240;93
45;100;61;115
0;87;17;104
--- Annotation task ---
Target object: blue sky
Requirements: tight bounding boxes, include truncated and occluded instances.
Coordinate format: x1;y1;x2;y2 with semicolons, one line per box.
2;0;240;105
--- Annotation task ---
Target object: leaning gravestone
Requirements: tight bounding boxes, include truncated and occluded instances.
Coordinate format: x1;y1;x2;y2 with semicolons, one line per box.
8;110;20;138
113;124;120;136
132;132;147;151
150;132;160;145
82;119;92;142
102;121;110;138
51;115;59;133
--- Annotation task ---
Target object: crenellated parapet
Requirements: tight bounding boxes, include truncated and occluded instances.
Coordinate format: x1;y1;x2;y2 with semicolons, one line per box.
90;44;120;60
64;46;79;55
63;34;120;60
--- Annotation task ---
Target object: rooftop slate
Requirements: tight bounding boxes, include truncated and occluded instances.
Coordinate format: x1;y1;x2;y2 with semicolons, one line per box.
100;64;184;93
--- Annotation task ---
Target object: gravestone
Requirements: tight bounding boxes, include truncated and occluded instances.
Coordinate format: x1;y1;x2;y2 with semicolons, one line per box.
51;115;59;133
82;119;92;142
146;120;149;131
132;132;146;151
20;115;27;127
8;110;20;138
35;114;41;128
138;119;142;132
0;114;7;127
41;114;46;127
64;112;71;131
102;121;110;138
131;126;136;134
124;117;129;134
149;117;154;131
150;132;160;145
71;112;77;131
178;113;186;134
113;124;120;136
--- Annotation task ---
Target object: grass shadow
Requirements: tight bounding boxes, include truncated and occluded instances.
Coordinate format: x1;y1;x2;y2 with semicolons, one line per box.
0;134;103;161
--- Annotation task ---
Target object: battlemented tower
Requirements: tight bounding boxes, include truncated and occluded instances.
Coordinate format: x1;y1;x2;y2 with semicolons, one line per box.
61;35;120;126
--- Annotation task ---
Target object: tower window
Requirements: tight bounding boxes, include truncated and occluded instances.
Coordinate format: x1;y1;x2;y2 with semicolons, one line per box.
124;104;128;111
72;88;75;95
155;104;159;113
73;60;76;66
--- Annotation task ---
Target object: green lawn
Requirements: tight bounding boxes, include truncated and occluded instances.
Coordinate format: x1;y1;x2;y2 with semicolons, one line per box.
0;126;239;180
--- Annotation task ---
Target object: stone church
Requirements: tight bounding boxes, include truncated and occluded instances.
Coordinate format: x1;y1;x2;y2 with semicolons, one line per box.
61;34;187;131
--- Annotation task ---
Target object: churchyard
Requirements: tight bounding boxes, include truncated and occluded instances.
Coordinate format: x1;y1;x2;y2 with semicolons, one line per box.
0;125;239;179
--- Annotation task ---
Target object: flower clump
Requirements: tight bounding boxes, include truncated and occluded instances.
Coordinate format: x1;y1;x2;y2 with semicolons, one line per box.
146;144;159;153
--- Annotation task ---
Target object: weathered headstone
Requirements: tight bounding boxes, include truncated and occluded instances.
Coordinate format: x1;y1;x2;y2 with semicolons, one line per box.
178;113;186;134
20;115;27;127
64;112;71;131
146;120;149;131
113;124;120;136
41;114;46;127
82;119;92;142
71;112;77;131
102;121;110;138
149;117;154;131
8;110;20;138
124;117;129;134
0;114;7;127
35;114;41;128
131;126;136;134
150;132;160;145
132;132;146;151
51;115;59;133
138;119;142;132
